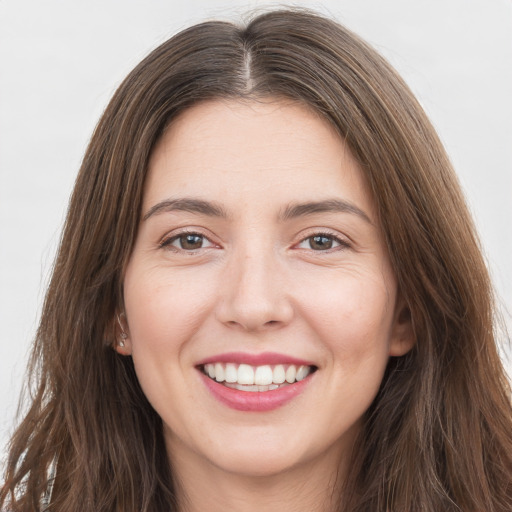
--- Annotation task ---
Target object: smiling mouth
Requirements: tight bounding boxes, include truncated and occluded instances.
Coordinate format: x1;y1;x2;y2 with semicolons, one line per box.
200;363;317;392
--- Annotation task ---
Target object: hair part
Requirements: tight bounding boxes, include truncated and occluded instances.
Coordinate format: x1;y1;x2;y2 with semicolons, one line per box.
2;8;511;512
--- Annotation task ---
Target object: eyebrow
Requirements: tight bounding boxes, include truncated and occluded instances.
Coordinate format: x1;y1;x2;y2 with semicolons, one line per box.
279;199;372;224
143;197;372;224
143;198;228;221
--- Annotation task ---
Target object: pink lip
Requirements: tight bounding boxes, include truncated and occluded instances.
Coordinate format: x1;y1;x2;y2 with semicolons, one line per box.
199;372;314;412
197;351;315;367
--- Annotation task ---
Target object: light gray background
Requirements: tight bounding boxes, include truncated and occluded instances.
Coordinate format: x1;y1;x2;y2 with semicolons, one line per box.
1;0;511;456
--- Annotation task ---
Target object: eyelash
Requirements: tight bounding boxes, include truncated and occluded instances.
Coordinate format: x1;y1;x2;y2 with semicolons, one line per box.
159;229;350;253
159;230;216;252
295;232;350;252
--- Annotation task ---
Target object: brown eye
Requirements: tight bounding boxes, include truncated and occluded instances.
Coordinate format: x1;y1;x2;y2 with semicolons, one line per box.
179;234;204;249
296;233;348;252
309;235;333;250
162;232;215;251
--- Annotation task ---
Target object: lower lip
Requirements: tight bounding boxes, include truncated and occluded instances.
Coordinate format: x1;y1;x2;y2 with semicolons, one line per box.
200;372;313;412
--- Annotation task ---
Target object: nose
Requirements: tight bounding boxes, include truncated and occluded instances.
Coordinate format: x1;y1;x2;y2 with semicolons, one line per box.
215;246;294;332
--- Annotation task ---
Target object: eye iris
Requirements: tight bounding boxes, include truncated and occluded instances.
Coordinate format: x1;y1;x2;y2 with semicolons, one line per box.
310;235;333;250
180;234;203;250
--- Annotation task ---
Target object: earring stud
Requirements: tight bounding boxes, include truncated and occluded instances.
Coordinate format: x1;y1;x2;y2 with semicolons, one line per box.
118;332;127;348
117;314;128;348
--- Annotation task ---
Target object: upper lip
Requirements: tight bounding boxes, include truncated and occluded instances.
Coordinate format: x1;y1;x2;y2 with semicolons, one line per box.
196;351;316;367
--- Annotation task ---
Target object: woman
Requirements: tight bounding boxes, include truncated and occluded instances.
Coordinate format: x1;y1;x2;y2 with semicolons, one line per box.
1;8;511;512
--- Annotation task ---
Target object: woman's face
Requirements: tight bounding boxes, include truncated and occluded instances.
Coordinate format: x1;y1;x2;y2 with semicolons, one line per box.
121;99;413;480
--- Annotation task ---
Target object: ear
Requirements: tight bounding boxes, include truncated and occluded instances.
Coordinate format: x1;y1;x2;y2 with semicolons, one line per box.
114;312;133;356
389;295;415;357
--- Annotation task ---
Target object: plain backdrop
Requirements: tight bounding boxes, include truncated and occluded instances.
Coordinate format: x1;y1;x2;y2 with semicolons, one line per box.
1;0;511;456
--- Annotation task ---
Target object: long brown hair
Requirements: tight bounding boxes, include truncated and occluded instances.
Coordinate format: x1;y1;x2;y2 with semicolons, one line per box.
2;8;511;512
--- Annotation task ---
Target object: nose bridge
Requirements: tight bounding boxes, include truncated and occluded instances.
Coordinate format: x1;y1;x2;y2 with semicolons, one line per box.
216;239;293;331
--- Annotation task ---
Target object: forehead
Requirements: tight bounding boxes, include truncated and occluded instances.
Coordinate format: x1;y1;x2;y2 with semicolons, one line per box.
144;99;374;218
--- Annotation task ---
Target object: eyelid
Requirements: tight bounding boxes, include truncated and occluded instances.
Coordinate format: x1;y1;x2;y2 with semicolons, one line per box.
158;227;219;251
293;229;351;251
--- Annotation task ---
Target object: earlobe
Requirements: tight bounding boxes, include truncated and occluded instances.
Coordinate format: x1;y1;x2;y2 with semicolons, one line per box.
114;312;132;355
389;298;416;357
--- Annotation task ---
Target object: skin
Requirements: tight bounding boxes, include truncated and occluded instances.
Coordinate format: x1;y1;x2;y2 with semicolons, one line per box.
119;99;414;512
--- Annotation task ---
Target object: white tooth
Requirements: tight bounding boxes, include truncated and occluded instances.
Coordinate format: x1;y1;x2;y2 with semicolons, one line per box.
224;381;284;392
206;364;215;379
241;384;259;392
225;363;238;383
214;363;225;382
285;365;297;383
238;364;254;385
273;365;286;384
296;365;310;381
254;365;273;385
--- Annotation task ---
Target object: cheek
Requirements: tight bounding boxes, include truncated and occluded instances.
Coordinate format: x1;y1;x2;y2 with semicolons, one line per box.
122;268;207;415
298;268;395;359
123;266;215;355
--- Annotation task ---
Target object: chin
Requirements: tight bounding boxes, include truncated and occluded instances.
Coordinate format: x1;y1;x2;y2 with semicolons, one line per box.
196;423;349;480
209;445;308;479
